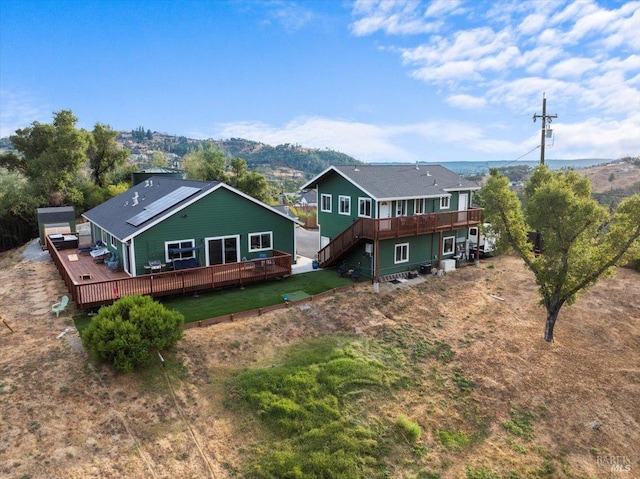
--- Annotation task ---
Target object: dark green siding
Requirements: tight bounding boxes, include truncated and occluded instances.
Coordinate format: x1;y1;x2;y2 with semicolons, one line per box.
132;187;295;275
317;172;372;240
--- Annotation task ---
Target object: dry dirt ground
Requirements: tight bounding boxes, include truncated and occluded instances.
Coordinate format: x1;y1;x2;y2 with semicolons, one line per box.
577;162;640;193
1;247;639;478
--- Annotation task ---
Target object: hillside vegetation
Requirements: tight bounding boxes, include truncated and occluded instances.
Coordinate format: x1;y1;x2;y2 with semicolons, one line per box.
1;253;638;478
119;132;361;177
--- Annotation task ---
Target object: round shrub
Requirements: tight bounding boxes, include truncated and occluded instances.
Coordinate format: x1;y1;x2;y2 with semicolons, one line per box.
81;295;184;372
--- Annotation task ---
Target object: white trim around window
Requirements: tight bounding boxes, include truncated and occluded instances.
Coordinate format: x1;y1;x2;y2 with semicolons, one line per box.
394;243;409;264
338;195;351;215
440;196;450;209
396;199;407;216
165;239;196;261
414;198;426;215
321;193;332;213
110;234;117;248
358;197;372;218
248;231;273;252
443;235;455;255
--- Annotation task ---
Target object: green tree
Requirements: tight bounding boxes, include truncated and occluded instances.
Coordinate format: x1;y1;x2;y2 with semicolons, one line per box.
81;295;184;372
237;169;271;203
88;123;129;188
0;110;89;205
479;166;640;342
182;144;228;182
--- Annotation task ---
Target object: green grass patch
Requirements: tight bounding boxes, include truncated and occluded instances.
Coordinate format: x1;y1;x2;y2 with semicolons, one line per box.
437;429;470;450
162;269;353;322
227;336;406;478
501;408;537;441
396;414;422;443
73;269;353;332
451;366;475;392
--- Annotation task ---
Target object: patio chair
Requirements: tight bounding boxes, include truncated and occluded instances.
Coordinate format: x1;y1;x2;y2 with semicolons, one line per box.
104;252;116;264
107;255;120;272
337;261;349;277
351;263;362;282
52;295;69;317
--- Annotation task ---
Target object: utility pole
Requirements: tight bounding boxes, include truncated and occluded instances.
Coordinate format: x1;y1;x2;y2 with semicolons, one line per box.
533;93;557;165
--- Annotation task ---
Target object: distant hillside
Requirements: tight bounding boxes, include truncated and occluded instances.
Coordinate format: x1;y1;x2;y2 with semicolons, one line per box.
117;131;361;177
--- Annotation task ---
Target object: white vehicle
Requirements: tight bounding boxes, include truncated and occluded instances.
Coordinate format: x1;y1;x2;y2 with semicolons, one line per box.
468;223;497;257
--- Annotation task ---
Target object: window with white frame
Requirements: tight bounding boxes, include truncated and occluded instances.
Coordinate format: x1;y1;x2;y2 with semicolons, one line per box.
440;196;450;209
249;231;272;252
394;243;409;264
339;195;351;215
110;234;117;248
321;193;332;212
358;198;372;218
166;239;196;261
414;198;426;215
396;200;407;216
443;236;455;255
101;230;107;244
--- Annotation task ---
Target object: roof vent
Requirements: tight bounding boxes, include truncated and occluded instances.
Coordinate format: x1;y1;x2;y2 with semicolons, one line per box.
132;197;138;206
426;171;431;176
149;179;153;186
353;166;359;172
144;179;150;187
415;162;419;170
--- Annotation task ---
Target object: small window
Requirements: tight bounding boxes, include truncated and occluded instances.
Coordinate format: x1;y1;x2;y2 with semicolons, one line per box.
166;239;195;261
396;200;407;216
339;195;351;215
249;232;272;252
440;196;450;209
101;230;107;244
394;243;409;264
110;235;117;248
443;236;455;255
321;194;332;212
414;198;426;215
358;198;372;218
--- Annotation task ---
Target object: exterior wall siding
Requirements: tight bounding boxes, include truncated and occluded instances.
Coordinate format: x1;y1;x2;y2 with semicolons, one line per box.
132;187;295;275
317;172;371;240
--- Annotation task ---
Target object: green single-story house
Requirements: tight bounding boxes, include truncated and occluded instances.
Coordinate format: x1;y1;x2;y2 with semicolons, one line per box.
82;176;302;276
301;164;483;281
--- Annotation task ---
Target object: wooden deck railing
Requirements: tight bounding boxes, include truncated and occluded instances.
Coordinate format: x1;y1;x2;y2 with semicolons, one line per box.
318;208;483;267
46;236;292;309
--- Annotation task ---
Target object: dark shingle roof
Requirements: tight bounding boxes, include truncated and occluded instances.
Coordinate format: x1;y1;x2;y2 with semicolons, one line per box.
303;164;479;200
82;177;218;241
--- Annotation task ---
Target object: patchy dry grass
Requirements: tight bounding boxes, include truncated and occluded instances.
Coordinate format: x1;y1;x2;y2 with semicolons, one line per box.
1;252;639;478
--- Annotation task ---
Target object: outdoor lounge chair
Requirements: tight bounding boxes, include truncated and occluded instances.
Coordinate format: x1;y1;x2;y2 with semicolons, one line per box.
78;240;105;254
52;295;69;317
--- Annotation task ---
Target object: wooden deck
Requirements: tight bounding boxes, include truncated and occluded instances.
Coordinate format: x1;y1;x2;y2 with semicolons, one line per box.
318;208;484;267
46;237;292;309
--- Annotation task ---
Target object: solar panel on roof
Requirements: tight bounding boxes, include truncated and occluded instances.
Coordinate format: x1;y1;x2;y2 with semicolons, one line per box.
127;186;201;226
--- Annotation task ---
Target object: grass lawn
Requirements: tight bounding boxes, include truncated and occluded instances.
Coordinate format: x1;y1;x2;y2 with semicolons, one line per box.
74;269;356;332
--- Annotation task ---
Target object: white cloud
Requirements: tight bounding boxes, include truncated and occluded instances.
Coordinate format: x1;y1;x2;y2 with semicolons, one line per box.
445;94;487;110
518;13;546;35
550;112;640;159
0;91;52;137
210;117;413;162
350;0;446;36
548;57;598;78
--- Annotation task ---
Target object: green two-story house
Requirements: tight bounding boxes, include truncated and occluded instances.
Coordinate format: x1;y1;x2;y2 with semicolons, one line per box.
82;176;301;276
302;164;483;281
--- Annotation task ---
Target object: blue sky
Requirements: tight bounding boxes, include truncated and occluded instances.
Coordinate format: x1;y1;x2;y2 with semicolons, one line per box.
1;0;638;163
